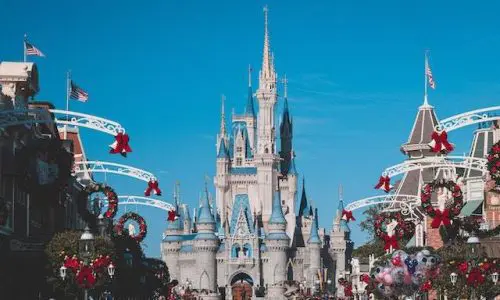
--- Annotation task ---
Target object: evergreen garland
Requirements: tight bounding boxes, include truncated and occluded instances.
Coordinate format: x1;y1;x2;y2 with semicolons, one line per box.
487;141;500;187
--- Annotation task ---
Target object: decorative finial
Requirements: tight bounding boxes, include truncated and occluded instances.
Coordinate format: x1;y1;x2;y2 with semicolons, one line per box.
338;184;343;202
248;64;252;87
220;94;226;136
281;74;288;99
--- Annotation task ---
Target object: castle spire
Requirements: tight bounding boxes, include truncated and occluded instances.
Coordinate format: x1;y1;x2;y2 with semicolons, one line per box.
259;5;276;89
282;74;288;99
245;66;256;116
308;207;321;244
220;94;226;137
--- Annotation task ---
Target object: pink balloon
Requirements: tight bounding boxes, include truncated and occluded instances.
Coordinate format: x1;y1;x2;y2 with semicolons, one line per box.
384;274;393;285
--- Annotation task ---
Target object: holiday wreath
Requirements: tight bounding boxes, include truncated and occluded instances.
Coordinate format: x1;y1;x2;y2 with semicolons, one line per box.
374;212;416;251
62;254;113;289
421;179;464;228
487;141;500;188
84;183;119;219
114;212;147;243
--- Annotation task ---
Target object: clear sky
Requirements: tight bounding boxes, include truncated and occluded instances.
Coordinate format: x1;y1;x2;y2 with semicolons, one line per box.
2;0;500;258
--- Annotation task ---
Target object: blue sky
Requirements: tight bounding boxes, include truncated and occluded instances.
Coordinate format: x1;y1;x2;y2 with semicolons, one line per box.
2;0;500;258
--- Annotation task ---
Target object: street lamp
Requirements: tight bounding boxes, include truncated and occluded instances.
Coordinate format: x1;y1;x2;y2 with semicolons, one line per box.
450;272;458;286
107;262;115;279
492;272;498;285
79;226;95;264
60;265;67;281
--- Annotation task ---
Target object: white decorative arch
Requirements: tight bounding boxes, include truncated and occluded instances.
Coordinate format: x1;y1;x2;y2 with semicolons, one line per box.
74;161;156;182
344;194;421;217
0;108;53;128
436;106;500;132
99;195;174;211
49;109;126;136
382;156;487;178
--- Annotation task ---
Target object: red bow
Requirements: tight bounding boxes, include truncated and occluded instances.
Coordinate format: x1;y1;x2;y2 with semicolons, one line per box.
467;268;485;287
342;209;355;222
109;132;132;157
420;281;432;292
145;180;162;196
344;285;353;297
429;130;454;153
458;261;469;274
360;274;371;284
76;265;96;289
383;235;399;251
168;209;179;222
64;255;81;272
374;175;392;193
430;209;451;228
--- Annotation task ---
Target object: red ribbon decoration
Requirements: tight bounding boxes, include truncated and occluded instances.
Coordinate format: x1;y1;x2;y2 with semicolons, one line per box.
374;175;392;193
467;268;485;287
64;255;81;272
342;209;355;222
420;281;432;292
383;235;399;251
168;209;179;222
344;285;353;297
76;265;96;289
430;130;454;153
144;180;162;196
430;209;451;228
458;261;469;274
109;132;132;157
360;274;371;284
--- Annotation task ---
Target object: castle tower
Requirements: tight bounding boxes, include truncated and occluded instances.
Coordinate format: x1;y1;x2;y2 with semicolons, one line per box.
307;208;321;288
193;185;219;292
329;185;352;298
161;214;183;281
215;99;231;216
245;65;257;150
255;6;280;225
264;185;289;299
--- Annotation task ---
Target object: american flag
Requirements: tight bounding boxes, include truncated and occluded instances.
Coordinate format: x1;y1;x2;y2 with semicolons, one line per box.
70;81;89;102
25;41;45;57
426;58;436;89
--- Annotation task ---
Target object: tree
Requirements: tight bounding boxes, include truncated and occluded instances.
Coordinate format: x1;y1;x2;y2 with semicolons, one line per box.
45;230;115;298
432;242;500;299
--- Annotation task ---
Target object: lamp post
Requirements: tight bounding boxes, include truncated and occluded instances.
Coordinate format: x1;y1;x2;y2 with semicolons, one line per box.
467;234;480;300
450;272;458;286
79;226;95;300
491;272;498;285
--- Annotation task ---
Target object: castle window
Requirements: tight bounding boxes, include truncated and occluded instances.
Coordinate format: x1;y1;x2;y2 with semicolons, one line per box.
236;158;242;166
236;146;243;153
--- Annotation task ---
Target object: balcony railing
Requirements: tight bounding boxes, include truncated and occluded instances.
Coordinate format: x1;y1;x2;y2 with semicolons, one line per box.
228;257;255;265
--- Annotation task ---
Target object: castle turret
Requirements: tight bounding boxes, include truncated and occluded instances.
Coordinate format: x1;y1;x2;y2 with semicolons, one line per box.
215;100;231;219
307;208;321;287
161;212;183;281
256;6;280;224
264;185;289;299
329;185;352;298
193;185;219;292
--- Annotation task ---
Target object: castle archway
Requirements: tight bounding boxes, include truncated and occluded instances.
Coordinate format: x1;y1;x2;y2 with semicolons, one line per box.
230;272;253;300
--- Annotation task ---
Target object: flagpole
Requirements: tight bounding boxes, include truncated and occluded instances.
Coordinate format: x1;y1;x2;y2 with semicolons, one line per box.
66;70;71;120
423;51;429;106
23;34;27;62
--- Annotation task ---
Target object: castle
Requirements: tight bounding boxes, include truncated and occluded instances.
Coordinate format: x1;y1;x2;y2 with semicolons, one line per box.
161;7;352;300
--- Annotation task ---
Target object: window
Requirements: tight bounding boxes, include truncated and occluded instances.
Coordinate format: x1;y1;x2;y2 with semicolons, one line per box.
236;146;243;153
236;158;242;166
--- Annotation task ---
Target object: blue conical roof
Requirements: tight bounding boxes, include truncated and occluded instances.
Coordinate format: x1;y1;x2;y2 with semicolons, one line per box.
197;190;215;224
269;188;286;224
298;178;308;216
337;198;350;232
217;139;229;159
245;86;255;116
308;208;321;244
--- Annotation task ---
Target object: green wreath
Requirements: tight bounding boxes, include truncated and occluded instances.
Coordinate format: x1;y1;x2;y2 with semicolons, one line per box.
374;211;415;240
114;212;147;243
487;141;500;187
421;179;464;229
84;183;118;219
